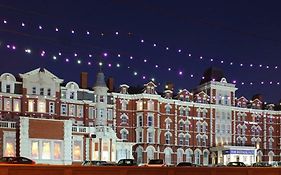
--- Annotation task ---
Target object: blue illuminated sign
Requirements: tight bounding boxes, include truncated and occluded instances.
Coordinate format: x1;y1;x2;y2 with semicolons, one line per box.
223;150;255;155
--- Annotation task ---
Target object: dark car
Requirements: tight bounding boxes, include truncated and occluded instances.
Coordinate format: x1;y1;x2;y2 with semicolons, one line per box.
227;162;246;167
146;159;166;167
252;162;272;167
82;160;109;166
117;159;137;166
0;157;35;164
177;162;200;167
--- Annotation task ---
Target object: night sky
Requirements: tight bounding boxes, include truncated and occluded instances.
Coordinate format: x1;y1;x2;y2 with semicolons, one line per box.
0;1;281;103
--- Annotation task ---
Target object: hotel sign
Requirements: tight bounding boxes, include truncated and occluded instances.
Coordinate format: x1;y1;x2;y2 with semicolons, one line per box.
223;150;255;155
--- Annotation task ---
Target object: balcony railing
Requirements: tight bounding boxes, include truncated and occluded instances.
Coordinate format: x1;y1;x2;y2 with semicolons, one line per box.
0;121;17;129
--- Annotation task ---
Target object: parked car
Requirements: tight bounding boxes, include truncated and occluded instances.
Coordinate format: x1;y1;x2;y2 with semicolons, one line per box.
270;161;281;167
146;159;166;167
0;157;35;164
177;162;200;167
82;160;108;166
117;159;137;166
252;162;272;167
227;162;246;167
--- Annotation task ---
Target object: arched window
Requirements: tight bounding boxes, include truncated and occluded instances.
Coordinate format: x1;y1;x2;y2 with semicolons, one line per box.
121;114;128;124
120;129;128;140
185;134;190;146
179;107;184;116
121;100;128;110
194;150;201;165
203;150;209;166
177;149;184;164
164;148;172;165
165;118;171;130
179;121;184;131
196;122;201;133
148;100;154;111
186;149;192;162
165;133;171;144
136;146;143;164
196;135;201;146
185;121;190;131
178;134;184;146
146;146;155;162
165;105;171;114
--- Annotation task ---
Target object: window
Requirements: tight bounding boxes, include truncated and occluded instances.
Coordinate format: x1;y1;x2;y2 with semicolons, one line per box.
121;115;128;124
49;102;55;114
197;136;201;146
61;104;67;115
28;100;34;112
32;87;36;94
165;133;171;144
6;84;11;93
100;95;104;103
179;108;184;116
138;131;143;142
54;142;62;160
38;101;46;113
137;101;143;110
4;98;12;111
13;99;21;112
3;136;16;157
148;131;153;143
196;122;201;133
179;121;184;131
179;135;184;145
166;120;171;130
121;100;128;110
138;116;143;127
121;130;128;140
148;116;153;127
77;105;83;118
185;135;190;146
31;141;39;159
73;140;82;161
40;88;44;96
202;137;206;147
100;109;104;118
165;106;171;114
47;88;51;96
42;141;51;159
107;109;113;120
185;122;190;131
148;101;154;111
69;104;76;116
269;140;273;150
70;92;75;99
202;123;207;133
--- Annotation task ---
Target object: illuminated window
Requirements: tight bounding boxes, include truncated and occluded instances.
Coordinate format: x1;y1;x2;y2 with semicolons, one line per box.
93;142;99;160
42;141;51;159
73;140;82;161
148;100;154;111
31;141;39;159
4;98;12;111
4;137;16;157
137;101;143;110
54;142;62;160
13;99;21;112
121;100;128;110
69;104;76;116
28;100;34;112
38;101;46;113
102;141;109;161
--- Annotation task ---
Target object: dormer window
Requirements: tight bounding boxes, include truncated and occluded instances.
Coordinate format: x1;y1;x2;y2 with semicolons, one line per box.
40;88;44;96
70;92;75;99
6;84;11;93
47;88;51;96
32;87;36;95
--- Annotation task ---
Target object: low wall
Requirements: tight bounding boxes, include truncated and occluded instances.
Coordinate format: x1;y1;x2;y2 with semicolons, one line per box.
0;165;281;175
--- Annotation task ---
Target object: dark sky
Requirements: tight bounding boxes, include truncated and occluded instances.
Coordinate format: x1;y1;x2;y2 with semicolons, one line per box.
0;0;281;103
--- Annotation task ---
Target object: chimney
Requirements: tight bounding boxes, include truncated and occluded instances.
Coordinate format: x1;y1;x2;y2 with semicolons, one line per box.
80;72;88;89
107;77;114;92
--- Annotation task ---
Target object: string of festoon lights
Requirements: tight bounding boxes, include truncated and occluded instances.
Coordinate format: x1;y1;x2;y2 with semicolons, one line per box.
0;17;279;72
2;40;281;87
